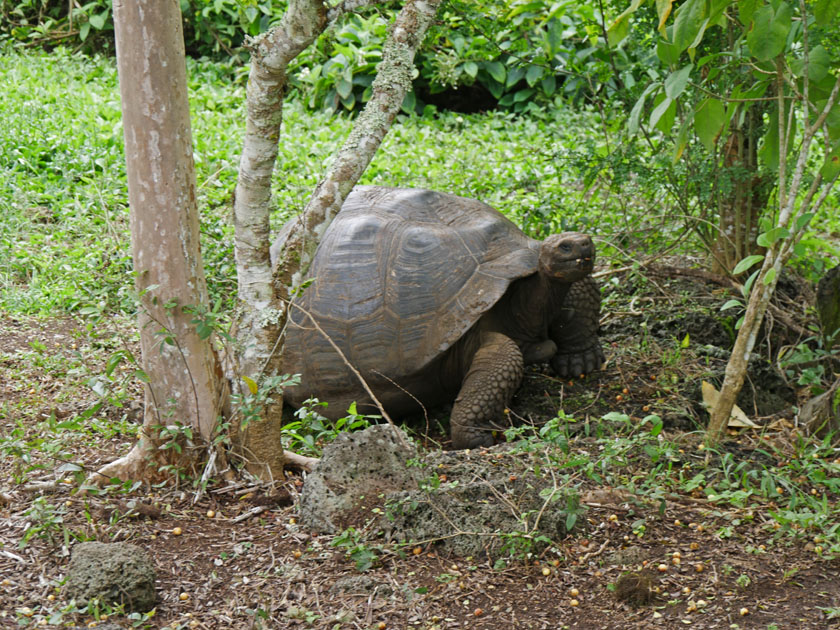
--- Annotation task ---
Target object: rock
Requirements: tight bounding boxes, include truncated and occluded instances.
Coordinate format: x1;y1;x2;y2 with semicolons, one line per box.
299;424;422;533
300;426;584;558
383;447;581;558
800;377;840;439
65;542;156;612
607;545;650;567
330;575;394;598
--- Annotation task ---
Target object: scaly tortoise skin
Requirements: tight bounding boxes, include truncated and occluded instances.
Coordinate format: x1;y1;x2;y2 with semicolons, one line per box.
282;186;603;449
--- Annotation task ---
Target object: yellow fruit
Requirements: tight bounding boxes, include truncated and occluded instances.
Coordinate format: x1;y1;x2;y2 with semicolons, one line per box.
172;527;182;536
570;588;580;597
570;599;579;607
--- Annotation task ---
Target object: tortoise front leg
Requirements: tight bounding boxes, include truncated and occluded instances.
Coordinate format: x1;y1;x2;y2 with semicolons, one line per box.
550;276;604;378
450;332;524;449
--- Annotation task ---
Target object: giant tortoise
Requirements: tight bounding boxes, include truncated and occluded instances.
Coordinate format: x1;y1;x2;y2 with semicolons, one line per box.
282;186;603;449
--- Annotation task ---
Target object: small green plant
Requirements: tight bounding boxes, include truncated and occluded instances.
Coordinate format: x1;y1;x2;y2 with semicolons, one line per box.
282;399;374;457
331;527;380;572
19;497;71;548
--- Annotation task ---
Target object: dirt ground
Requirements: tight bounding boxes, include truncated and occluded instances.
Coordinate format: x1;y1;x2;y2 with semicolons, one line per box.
1;265;839;629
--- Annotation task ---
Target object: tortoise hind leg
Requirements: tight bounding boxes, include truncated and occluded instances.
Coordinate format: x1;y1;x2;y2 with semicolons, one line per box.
450;332;524;449
550;276;604;378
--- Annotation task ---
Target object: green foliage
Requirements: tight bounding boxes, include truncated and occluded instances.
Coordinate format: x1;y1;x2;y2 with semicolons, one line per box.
283;400;375;457
0;0;282;57
331;527;381;571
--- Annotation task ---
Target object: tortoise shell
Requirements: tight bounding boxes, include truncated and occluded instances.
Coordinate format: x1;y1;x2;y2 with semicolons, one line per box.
283;186;542;412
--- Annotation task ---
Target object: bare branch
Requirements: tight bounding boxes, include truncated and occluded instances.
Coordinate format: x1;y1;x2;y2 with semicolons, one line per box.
327;0;383;25
274;0;443;292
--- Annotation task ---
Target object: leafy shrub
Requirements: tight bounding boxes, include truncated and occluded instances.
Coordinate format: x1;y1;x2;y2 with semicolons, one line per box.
1;0;633;113
0;0;282;57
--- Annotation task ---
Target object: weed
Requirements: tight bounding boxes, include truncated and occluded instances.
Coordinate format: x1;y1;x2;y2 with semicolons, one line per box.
331;528;380;572
283;399;375;457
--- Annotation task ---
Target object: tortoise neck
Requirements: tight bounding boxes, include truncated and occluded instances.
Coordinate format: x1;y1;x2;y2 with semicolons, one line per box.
504;271;571;337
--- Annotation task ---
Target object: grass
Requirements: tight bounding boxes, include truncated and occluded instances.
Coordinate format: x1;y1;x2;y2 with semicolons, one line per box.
0;46;609;318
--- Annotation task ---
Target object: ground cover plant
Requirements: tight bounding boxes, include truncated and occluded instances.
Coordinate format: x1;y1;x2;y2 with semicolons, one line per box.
2;47;840;630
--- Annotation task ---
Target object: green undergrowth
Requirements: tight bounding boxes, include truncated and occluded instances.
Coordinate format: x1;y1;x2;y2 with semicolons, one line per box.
496;412;840;556
0;47;617;319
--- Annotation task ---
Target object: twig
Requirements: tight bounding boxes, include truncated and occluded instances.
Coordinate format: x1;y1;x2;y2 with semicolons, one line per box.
231;505;269;523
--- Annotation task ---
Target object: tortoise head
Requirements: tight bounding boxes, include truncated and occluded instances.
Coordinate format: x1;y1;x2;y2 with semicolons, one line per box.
538;232;595;282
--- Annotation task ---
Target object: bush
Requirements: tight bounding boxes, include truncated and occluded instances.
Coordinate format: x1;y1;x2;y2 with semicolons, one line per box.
0;0;282;58
1;0;632;114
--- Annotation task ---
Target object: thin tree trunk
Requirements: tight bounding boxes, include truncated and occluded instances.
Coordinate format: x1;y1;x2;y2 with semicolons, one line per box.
706;68;840;446
232;0;327;480
94;0;224;482
233;0;441;478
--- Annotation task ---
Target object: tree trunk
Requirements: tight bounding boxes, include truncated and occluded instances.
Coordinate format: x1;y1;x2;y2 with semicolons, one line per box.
233;0;442;478
706;70;840;446
231;0;328;480
93;0;224;483
711;106;771;274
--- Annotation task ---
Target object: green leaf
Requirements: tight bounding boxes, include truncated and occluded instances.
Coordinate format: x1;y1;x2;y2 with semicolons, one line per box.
746;2;792;62
485;61;506;84
463;61;478;79
513;88;535;103
741;268;761;297
525;65;543;87
694;98;726;150
759;107;781;170
656;36;681;65
607;0;644;46
541;75;556;95
738;0;759;25
673;0;707;52
762;267;777;286
733;254;764;275
486;80;504;99
820;139;840;181
608;13;631;47
89;11;108;30
814;0;840;24
664;64;693;99
653;93;676;133
720;299;744;311
400;90;416;114
336;76;353;99
628;83;658;135
506;65;525;88
680;333;690;348
649;95;673;129
756;226;790;247
794;212;815;232
673;116;692;163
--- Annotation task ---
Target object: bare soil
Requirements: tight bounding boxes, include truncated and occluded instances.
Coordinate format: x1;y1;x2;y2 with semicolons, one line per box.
1;265;839;629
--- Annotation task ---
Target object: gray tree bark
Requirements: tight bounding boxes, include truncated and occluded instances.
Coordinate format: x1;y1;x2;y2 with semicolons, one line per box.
233;0;441;478
232;0;328;479
94;0;225;482
706;67;840;446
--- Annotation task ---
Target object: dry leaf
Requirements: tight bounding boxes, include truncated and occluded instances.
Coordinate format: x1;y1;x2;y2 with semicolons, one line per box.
701;381;758;428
